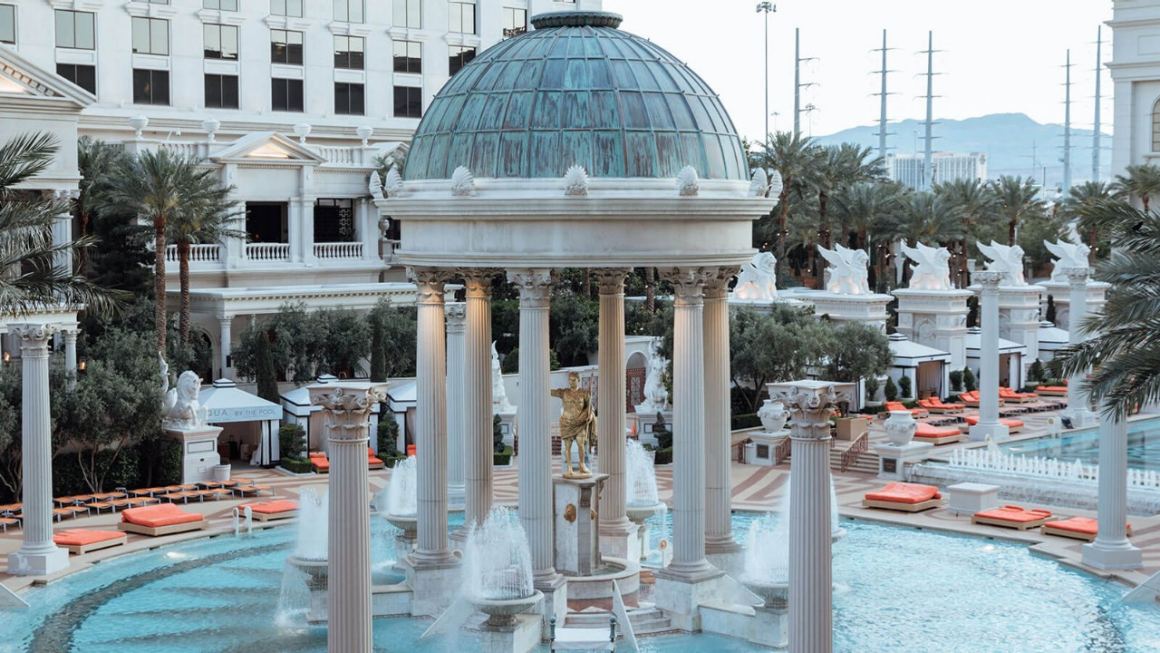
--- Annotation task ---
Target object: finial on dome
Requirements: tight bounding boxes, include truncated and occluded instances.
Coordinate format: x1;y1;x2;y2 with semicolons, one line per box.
530;11;623;30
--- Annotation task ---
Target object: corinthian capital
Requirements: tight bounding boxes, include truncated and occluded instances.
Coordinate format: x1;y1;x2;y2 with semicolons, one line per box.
594;268;630;295
702;266;740;300
9;323;60;347
507;269;553;307
973;270;1004;290
458;269;500;298
408;267;454;305
1062;266;1090;286
773;382;845;441
659;267;715;305
445;302;467;332
310;386;385;442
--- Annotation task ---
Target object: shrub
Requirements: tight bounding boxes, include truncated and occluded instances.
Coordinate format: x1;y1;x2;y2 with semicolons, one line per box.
864;376;880;402
730;413;761;430
963;367;977;392
1028;359;1044;383
378;418;399;456
884;376;898;402
279;423;305;461
493;445;514;466
653;448;673;465
493;414;505;453
155;438;183;486
281;457;313;474
898;375;912;399
949;370;963;392
652;413;673;450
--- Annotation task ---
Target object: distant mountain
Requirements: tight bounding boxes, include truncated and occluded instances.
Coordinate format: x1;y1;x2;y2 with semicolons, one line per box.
812;113;1111;190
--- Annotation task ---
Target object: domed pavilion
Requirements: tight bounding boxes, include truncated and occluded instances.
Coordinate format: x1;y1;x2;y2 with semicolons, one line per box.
372;10;775;631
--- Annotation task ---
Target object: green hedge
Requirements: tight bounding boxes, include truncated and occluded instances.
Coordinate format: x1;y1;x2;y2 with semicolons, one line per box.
494;446;514;466
731;413;762;430
654;447;673;465
280;457;314;474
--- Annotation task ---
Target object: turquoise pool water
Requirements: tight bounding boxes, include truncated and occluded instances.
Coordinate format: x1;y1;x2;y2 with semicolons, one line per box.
1;512;1158;652
999;416;1160;470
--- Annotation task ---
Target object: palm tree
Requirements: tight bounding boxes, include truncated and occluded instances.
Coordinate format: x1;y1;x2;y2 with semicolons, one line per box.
1053;200;1160;418
1113;163;1160;212
167;189;242;345
104;149;235;355
0;133;121;316
75;137;127;273
756;132;819;261
833;181;907;289
991;176;1045;245
1061;180;1114;261
886;191;965;250
814;144;884;249
934;178;998;286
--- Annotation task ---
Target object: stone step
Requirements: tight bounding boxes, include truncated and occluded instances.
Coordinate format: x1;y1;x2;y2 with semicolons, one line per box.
564;607;671;634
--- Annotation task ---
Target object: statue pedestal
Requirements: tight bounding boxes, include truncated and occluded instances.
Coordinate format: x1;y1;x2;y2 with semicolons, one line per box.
872;441;933;480
798;290;892;332
744;430;788;466
553;474;607;577
495;409;518;449
166;425;224;485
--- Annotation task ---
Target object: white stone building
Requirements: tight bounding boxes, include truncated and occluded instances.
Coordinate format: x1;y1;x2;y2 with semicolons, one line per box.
887;151;987;189
1109;0;1160;174
0;0;601;377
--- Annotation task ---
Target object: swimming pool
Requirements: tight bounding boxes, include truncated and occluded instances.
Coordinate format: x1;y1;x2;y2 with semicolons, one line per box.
1000;416;1160;470
2;513;1158;652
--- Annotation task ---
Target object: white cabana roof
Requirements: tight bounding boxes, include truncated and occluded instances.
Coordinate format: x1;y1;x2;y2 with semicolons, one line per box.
1037;321;1070;350
964;327;1027;355
386;379;416;410
887;333;951;367
281;375;385;417
200;379;282;423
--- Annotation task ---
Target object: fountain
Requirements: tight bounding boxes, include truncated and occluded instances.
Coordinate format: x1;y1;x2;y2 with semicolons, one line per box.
383;456;419;551
624;439;666;564
278;486;329;624
464;507;543;653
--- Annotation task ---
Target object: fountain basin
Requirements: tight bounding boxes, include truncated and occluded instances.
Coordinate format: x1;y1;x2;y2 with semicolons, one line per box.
470;590;544;629
564;556;641;611
285;555;329;624
385;513;419;540
742;580;787;611
625;502;666;524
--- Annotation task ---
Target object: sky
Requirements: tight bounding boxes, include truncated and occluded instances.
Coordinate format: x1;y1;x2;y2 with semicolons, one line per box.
601;0;1113;143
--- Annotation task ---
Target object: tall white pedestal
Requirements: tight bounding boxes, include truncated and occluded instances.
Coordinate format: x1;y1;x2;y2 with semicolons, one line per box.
744;430;788;466
167;426;224;484
873;441;933;480
554;474;607;577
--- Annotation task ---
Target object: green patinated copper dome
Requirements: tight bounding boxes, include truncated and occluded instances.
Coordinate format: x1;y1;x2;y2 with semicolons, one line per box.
404;11;748;182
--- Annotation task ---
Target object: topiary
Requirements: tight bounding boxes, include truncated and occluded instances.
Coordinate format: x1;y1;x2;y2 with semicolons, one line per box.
864;376;880;402
949;370;963;392
653;412;673;450
963;367;977;392
1028;359;1044;384
279;423;305;461
377;418;399;456
898;375;912;399
1045;295;1056;325
493;414;505;453
884;376;898;402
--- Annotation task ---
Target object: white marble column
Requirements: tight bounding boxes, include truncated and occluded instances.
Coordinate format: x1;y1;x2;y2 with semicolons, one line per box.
7;323;68;577
509;269;559;587
969;271;1009;441
462;272;495;534
1064;268;1098;427
776;382;841;653
218;316;232;379
703;268;742;564
311;385;383;653
410;269;455;566
595;268;633;547
658;268;716;581
1084;411;1143;569
52;202;73;276
63;329;78;390
445;302;467;512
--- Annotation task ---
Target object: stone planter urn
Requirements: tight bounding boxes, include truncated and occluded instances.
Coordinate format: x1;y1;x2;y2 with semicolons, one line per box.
758;399;788;433
883;410;917;446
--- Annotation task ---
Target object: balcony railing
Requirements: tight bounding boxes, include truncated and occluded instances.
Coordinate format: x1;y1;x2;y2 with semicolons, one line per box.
245;243;291;261
314;242;363;259
164;244;221;264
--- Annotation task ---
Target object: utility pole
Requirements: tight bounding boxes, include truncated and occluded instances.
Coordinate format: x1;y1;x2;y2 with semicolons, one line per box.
757;2;776;145
794;28;818;138
1063;49;1073;195
872;29;895;163
920;31;938;190
1093;26;1103;182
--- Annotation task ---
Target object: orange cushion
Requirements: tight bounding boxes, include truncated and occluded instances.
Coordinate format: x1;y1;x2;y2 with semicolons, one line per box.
369;456;383;465
312;458;330;470
53;529;124;546
915;423;960;438
1045;517;1098;535
864;482;941;504
975;505;1052;523
963;416;1024;428
121;504;203;528
244;500;298;514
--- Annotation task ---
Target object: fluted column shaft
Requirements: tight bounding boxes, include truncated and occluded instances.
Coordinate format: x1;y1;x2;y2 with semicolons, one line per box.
596;269;631;536
8;324;68;577
445;303;467;509
969;272;1007;441
777;384;841;653
411;269;454;565
63;329;78;390
314;387;382;653
510;269;559;586
662;268;713;578
1084;411;1142;569
463;273;495;529
1064;268;1096;424
703;269;738;554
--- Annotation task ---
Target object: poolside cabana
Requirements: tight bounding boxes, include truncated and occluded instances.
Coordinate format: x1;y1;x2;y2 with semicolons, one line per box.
965;327;1028;390
887;333;951;400
1035;321;1070;363
199;379;282;466
281;375;383;454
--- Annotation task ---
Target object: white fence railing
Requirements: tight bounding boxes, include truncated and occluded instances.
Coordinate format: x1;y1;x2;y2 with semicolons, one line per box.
164;244;221;264
245;243;291;261
314;242;363;259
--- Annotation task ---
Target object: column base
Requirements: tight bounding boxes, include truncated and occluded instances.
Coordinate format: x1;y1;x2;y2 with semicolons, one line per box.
534;572;568;641
705;538;745;577
1064;409;1099;429
401;552;462;617
653;568;727;632
968;421;1009;442
7;545;69;577
598;518;638;561
1083;539;1143;570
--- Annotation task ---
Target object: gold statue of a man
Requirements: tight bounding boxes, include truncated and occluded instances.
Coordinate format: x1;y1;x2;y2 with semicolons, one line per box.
551;372;596;479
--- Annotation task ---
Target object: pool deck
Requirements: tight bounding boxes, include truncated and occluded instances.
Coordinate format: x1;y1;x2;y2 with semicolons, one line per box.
3;408;1160;596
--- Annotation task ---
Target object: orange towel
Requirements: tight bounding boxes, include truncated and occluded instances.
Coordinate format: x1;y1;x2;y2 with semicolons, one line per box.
864;482;941;504
121;504;203;528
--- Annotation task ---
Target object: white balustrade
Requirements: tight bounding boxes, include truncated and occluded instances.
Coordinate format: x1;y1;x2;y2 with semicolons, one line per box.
164;244;221;264
314;242;364;259
245;243;291;261
314;145;364;166
945;446;1160;490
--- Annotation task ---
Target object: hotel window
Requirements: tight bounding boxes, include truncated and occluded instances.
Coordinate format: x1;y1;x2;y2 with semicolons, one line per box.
204;24;238;60
205;74;239;109
448;46;475;76
272;78;303;112
394;85;421;118
133;69;170;105
314;199;356;243
448;1;475;35
55;10;95;50
271;0;302;18
0;5;14;45
502;7;527;38
132;17;169;56
393;0;421;29
333;35;364;70
57;64;96;94
334;0;363;23
393;40;420;74
204;0;238;9
334;82;364;115
271;29;303;65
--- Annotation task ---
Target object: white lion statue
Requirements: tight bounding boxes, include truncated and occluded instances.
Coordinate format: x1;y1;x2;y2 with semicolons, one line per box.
163;370;206;430
1044;237;1092;282
977;241;1027;286
900;242;952;291
818;243;871;295
635;341;669;415
732;251;778;301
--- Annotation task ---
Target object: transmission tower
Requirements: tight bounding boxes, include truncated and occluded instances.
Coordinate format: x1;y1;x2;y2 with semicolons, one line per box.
919;31;940;190
794;28;818;137
1093;26;1103;182
1062;49;1073;195
871;29;896;163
